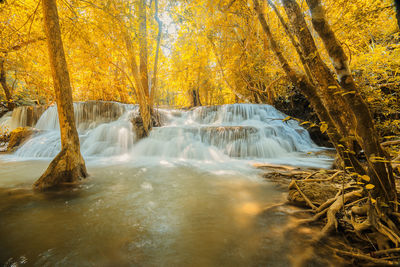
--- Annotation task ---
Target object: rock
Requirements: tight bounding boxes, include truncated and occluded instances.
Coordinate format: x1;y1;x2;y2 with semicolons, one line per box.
0;102;9;118
274;90;332;147
288;181;338;207
131;114;148;140
7;127;38;152
130;110;164;140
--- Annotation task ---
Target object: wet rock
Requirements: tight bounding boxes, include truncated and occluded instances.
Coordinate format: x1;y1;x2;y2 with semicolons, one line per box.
130;110;164;140
274;90;332;147
10;105;47;128
7;127;38;152
288;181;337;207
0;102;9;118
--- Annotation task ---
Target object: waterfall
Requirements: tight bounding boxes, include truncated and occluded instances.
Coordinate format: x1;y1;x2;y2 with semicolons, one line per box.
0;106;46;132
0;101;331;167
15;101;134;158
133;104;321;162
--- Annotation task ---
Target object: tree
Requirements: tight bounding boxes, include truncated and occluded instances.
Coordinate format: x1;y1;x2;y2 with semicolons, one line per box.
395;0;400;29
253;0;396;203
0;56;14;110
34;0;87;190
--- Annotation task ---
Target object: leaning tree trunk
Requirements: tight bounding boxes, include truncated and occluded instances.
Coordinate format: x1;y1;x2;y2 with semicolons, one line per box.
34;0;87;190
0;56;15;110
305;0;396;202
253;0;365;174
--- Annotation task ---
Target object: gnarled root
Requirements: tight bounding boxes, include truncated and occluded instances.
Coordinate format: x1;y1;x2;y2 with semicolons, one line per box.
313;190;362;243
33;147;87;190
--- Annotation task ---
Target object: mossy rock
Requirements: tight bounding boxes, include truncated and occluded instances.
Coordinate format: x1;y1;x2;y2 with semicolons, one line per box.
7;127;38;152
288;181;338;207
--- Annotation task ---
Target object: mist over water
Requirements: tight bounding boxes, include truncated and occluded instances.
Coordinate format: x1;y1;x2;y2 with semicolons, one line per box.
0;102;333;266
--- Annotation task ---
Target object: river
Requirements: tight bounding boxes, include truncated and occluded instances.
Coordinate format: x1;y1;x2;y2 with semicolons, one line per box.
0;103;334;266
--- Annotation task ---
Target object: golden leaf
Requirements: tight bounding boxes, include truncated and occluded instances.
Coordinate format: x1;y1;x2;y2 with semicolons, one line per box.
365;184;375;190
361;175;370;182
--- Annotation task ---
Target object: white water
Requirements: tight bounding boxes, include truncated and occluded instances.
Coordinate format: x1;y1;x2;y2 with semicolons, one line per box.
0;102;336;266
1;102;332;168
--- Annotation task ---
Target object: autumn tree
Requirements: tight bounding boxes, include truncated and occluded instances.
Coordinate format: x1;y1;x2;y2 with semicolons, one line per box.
34;0;87;190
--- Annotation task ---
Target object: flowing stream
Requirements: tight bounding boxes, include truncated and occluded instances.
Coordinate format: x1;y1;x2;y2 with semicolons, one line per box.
0;102;334;266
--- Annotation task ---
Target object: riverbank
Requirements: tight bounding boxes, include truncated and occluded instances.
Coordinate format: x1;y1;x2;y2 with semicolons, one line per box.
258;162;400;266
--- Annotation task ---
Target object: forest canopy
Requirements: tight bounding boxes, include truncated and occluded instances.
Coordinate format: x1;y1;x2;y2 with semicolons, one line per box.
1;0;398;122
1;0;400;265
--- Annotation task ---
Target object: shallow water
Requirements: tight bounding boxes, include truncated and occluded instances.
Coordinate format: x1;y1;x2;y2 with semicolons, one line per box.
0;103;337;266
0;159;297;267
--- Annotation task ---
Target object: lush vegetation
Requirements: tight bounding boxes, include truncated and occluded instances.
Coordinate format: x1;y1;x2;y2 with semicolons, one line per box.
1;0;400;264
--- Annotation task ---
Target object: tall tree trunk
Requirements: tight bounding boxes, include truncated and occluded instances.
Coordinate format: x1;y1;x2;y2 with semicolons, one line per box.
305;0;396;202
281;0;354;140
0;56;15;110
139;0;149;97
395;0;400;30
34;0;87;190
149;0;162;106
122;27;151;136
253;0;365;174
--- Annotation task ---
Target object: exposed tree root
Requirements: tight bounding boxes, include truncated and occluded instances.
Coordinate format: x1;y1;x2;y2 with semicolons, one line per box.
290;180;318;210
262;165;400;265
329;246;398;265
33;147;88;190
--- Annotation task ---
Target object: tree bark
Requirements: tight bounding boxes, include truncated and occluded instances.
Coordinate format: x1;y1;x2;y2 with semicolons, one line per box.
0;56;15;110
139;0;149;97
253;0;365;174
395;0;400;30
149;0;162;106
122;26;152;136
281;0;354;140
305;0;396;202
34;0;87;190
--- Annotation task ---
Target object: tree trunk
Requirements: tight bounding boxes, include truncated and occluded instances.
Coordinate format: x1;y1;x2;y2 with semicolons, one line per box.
139;0;149;97
122;27;152;137
34;0;87;190
149;0;162;106
0;56;15;110
281;0;354;140
253;0;364;174
191;88;202;107
395;0;400;30
305;0;396;202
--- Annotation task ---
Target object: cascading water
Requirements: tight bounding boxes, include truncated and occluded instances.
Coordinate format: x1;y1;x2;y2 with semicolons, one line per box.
14;101;133;158
0;101;336;266
0;106;46;132
1;101;332;168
